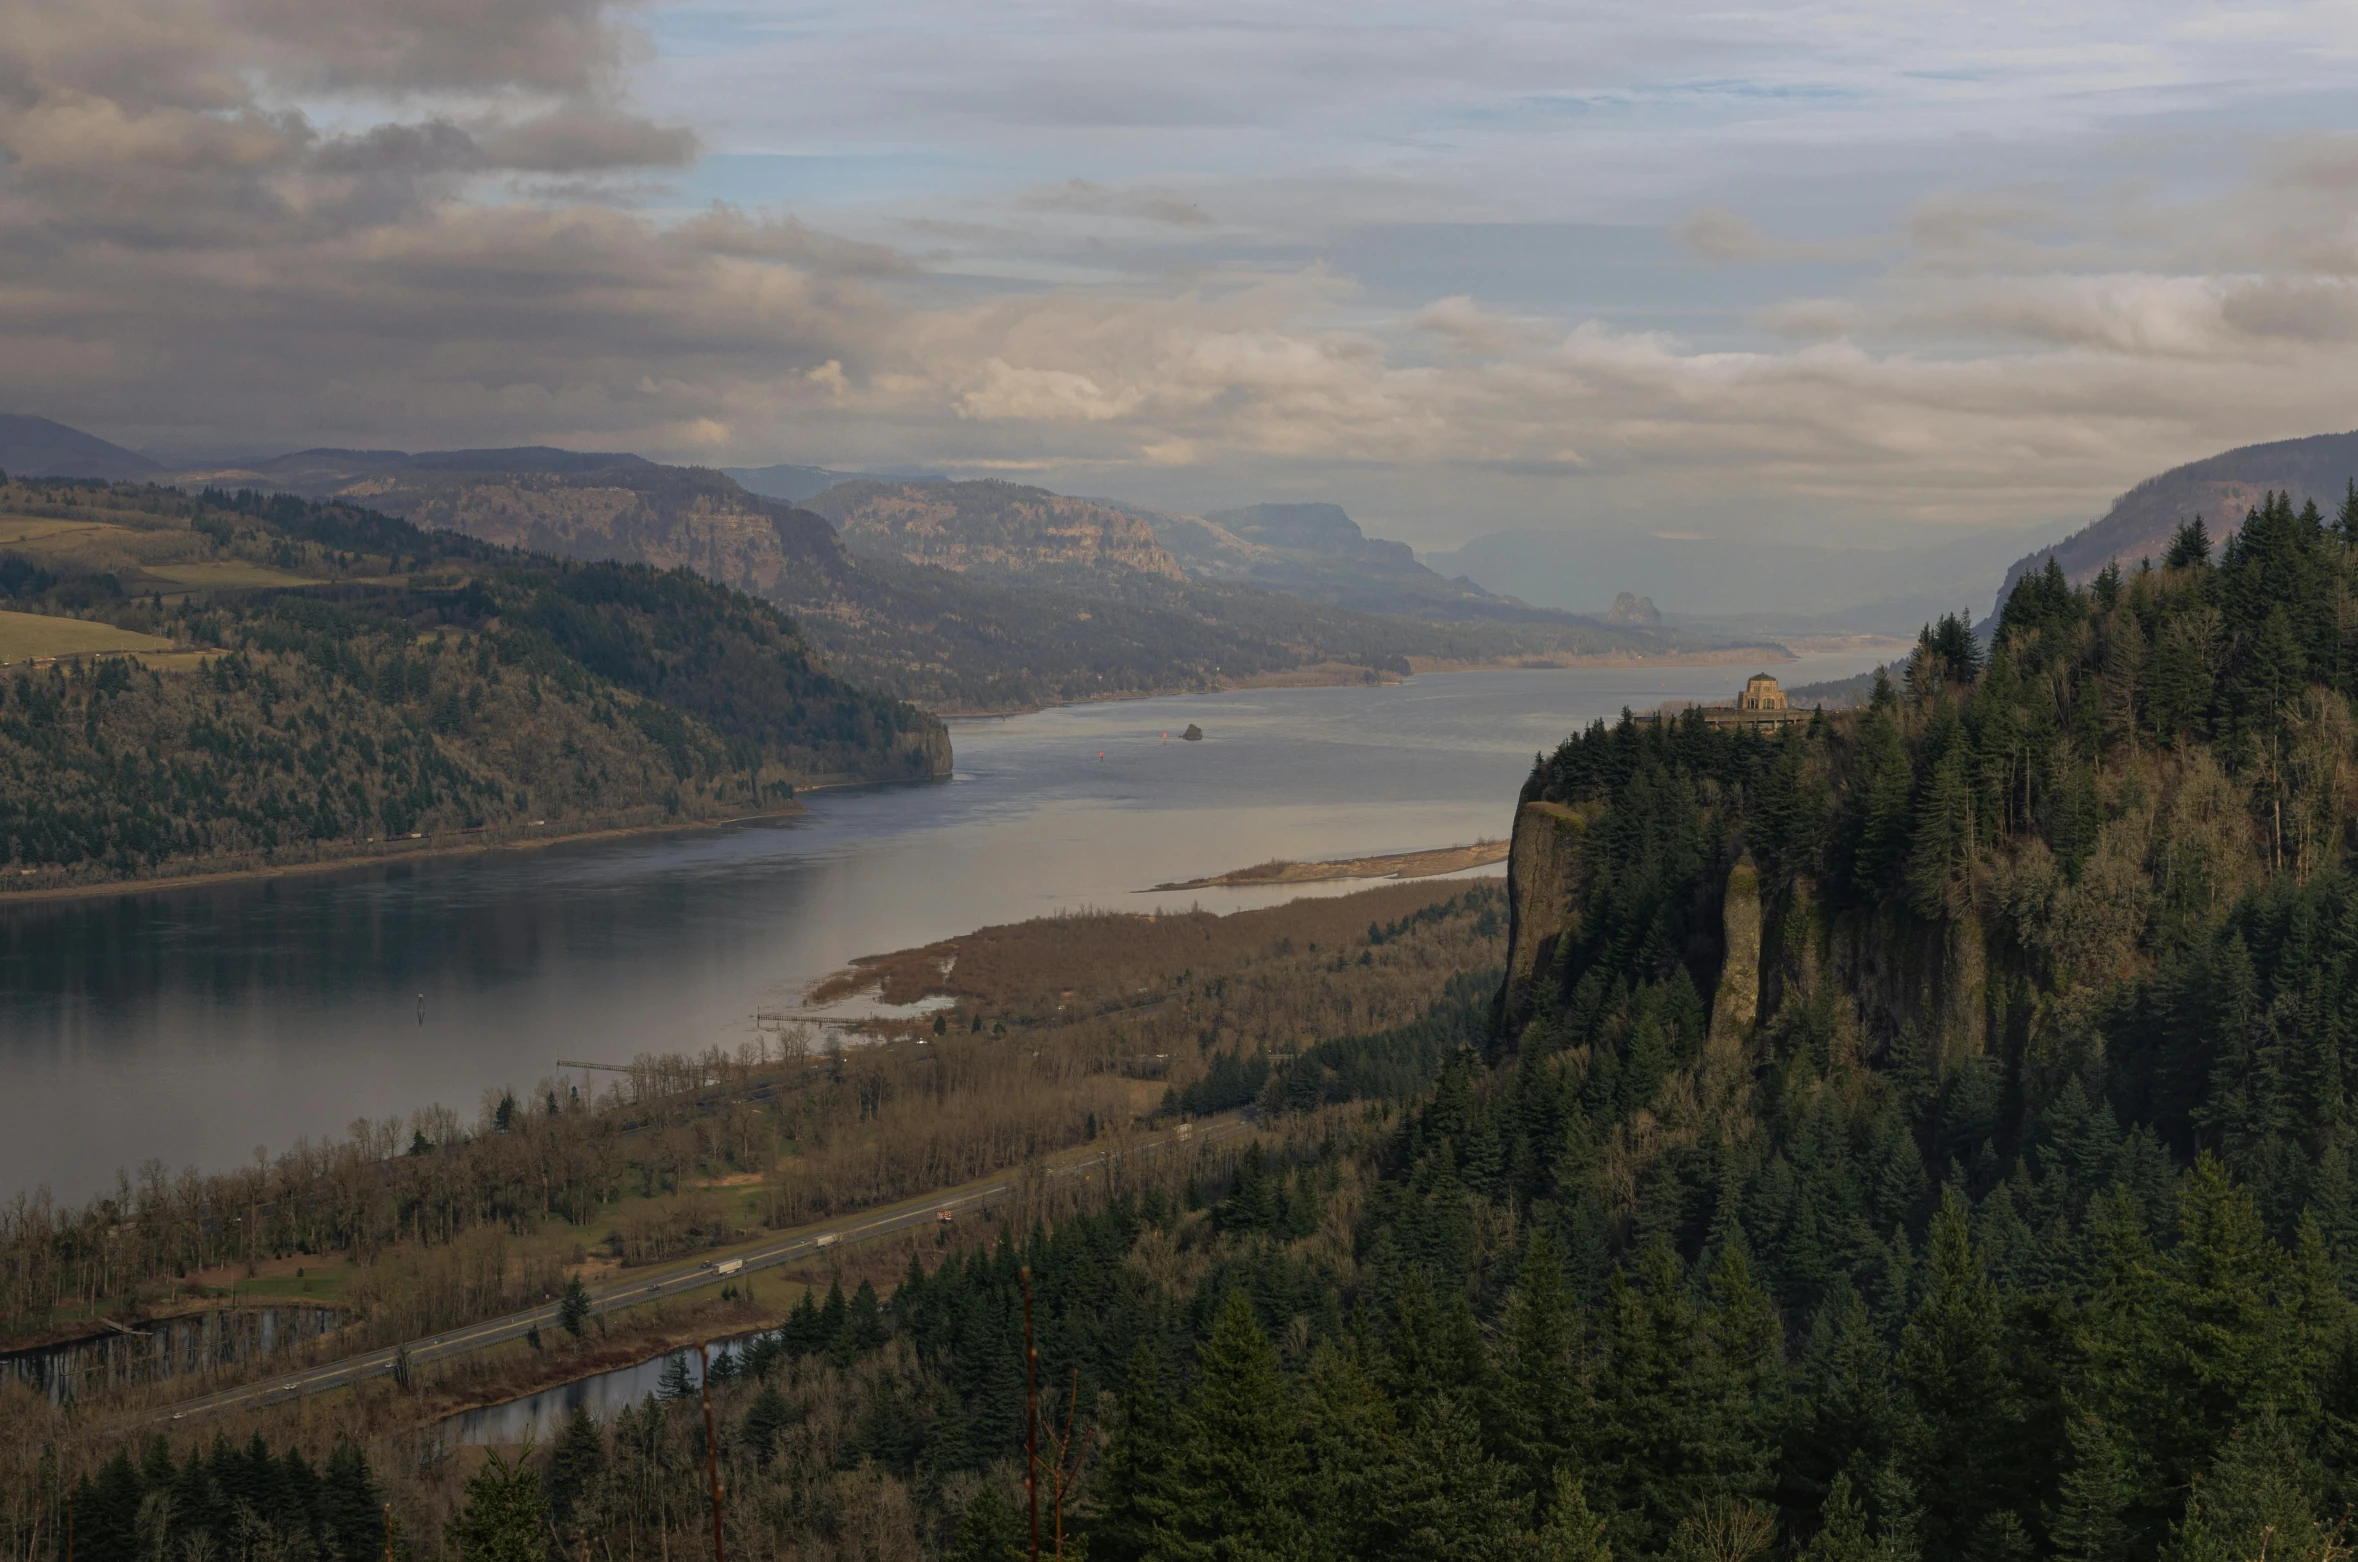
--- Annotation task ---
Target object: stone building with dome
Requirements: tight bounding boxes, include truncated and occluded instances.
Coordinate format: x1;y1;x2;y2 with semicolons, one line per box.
1644;671;1814;729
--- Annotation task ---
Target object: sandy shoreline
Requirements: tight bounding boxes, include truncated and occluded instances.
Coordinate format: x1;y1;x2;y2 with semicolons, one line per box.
1148;839;1510;892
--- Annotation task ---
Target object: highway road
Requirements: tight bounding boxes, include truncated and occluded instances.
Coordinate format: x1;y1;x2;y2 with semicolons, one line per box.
142;1114;1253;1427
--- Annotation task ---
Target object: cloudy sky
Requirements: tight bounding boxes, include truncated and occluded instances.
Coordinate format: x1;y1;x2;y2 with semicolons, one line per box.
6;0;2358;549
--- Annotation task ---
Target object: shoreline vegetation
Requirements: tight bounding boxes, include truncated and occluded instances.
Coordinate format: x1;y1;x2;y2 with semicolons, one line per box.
1146;838;1509;891
0;798;816;905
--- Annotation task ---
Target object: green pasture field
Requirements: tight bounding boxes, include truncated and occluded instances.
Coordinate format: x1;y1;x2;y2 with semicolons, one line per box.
0;609;176;664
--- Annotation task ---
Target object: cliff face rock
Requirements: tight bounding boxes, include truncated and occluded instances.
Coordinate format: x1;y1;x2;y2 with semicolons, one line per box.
1708;854;1762;1048
1758;882;1998;1079
1499;800;1593;1035
895;722;956;782
809;479;1186;584
395;478;841;598
172;448;854;603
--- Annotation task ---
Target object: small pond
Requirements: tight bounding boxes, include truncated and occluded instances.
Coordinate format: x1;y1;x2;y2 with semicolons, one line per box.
449;1328;781;1446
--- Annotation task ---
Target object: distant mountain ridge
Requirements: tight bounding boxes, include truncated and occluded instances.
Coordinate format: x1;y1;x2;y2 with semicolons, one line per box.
802;476;1656;633
1990;429;2358;614
0;414;161;481
1106;494;1591;626
0;418;1787;712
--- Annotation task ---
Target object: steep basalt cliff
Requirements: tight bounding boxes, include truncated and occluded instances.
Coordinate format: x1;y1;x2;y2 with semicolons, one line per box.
1497;799;1591;1035
1707;852;1762;1047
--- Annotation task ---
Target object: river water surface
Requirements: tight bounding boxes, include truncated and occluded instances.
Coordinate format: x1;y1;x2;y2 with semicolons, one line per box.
1;656;1883;1199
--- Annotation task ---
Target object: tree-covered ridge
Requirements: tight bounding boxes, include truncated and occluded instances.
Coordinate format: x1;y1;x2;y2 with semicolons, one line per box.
1420;486;2358;1559
0;482;945;886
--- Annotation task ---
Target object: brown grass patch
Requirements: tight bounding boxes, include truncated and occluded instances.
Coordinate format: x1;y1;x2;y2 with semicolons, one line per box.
809;878;1499;1012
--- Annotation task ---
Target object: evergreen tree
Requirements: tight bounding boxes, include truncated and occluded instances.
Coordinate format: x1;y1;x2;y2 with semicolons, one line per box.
1091;1344;1180;1562
850;1277;887;1353
2160;1416;2332;1562
445;1450;545;1562
946;1482;1026;1562
2046;1413;2129;1562
784;1287;825;1356
1896;1190;2013;1562
321;1440;384;1562
546;1406;604;1528
1532;1473;1612;1562
1375;1393;1529;1562
1800;1472;1881;1562
2165;518;2214;570
558;1274;591;1337
1905;751;1976;922
742;1382;794;1467
1498;1226;1580;1487
819;1278;851;1364
1140;1290;1309;1562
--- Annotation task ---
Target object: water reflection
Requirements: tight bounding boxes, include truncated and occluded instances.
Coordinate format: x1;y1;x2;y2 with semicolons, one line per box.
450;1331;773;1446
2;1305;342;1404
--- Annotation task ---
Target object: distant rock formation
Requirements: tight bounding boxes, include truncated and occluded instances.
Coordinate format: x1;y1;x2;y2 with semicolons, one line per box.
807;478;1187;585
1606;591;1661;626
1182;723;1204;741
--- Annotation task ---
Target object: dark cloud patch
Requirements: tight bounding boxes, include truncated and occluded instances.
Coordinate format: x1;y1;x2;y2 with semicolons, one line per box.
478;108;695;172
312;119;480;176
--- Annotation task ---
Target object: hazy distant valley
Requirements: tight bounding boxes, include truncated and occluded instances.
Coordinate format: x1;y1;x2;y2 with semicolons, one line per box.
11;418;1785;716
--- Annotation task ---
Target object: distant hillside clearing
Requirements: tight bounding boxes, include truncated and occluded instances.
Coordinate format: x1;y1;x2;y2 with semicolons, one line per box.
0;610;175;664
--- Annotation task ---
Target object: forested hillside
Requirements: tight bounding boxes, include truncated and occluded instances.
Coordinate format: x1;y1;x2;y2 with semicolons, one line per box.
0;481;945;889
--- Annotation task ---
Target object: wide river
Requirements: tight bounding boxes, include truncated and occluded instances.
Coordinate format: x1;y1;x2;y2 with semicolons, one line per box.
0;654;1883;1200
